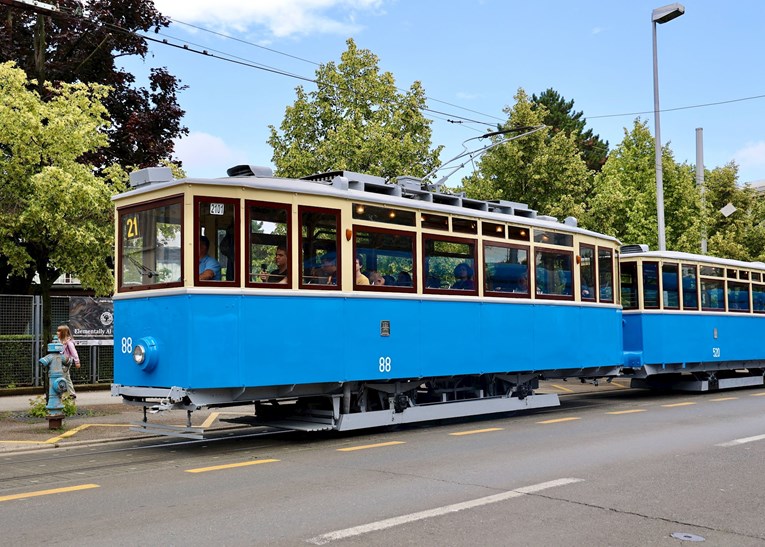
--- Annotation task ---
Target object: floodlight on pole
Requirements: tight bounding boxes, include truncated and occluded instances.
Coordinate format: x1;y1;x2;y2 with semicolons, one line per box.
652;2;685;251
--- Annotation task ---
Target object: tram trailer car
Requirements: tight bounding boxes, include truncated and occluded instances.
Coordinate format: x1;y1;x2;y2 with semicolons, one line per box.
619;246;765;391
112;166;624;435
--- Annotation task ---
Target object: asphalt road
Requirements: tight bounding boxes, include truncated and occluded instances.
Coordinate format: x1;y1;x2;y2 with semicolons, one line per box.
2;387;765;546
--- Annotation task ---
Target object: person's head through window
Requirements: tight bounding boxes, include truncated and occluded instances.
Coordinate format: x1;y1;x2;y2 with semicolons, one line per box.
199;235;221;281
355;255;369;285
452;263;474;290
369;271;385;286
320;252;337;284
261;245;288;283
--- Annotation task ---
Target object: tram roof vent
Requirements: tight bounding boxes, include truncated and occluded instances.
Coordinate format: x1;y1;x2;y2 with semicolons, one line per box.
621;244;650;254
537;215;558;223
563;216;578;227
129;167;173;188
488;200;537;219
226;165;274;178
302;170;386;186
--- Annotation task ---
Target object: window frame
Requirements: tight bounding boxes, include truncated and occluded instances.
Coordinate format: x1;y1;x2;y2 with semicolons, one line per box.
352;225;417;293
298;205;342;291
245;200;292;289
662;262;680;310
194;196;240;288
641;261;660;310
421;233;479;296
579;243;596;302
681;263;699;311
117;194;184;293
533;247;575;301
597;246;615;304
483;241;531;299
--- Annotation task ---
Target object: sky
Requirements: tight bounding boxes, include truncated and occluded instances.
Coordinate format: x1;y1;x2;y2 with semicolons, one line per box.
122;0;765;186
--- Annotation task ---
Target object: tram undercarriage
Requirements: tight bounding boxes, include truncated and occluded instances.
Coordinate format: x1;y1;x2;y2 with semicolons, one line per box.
114;373;559;438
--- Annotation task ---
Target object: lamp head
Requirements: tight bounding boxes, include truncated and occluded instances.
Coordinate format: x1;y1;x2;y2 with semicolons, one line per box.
652;3;685;24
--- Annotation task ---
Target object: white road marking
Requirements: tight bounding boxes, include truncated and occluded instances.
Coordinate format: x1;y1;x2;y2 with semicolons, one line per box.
716;433;765;447
306;477;583;545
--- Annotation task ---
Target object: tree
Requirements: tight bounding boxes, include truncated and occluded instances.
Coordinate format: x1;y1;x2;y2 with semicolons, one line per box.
0;0;187;170
268;38;442;180
461;88;592;221
703;163;765;261
531;88;609;172
0;62;125;340
583;119;700;250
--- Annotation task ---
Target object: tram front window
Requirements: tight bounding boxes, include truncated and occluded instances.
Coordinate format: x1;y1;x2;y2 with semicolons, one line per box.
119;198;183;291
196;198;239;284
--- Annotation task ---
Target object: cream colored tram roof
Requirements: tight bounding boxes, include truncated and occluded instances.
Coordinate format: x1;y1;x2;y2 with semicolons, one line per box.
114;173;621;245
622;249;765;271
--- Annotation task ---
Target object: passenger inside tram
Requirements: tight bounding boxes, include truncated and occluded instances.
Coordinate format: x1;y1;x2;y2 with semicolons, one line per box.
260;245;288;284
198;235;221;281
451;263;474;290
369;271;385;285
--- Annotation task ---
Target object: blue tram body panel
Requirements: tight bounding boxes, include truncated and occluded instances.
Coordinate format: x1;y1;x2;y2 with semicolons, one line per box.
623;312;764;366
115;295;624;390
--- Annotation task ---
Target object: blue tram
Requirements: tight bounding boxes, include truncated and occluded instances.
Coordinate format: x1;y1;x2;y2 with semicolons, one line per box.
620;245;765;391
111;166;624;434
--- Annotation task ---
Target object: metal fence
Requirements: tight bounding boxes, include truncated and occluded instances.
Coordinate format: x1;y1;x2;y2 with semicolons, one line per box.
0;295;113;388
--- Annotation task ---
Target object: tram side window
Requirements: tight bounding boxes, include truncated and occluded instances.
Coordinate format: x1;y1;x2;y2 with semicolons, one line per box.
753;284;765;313
642;262;659;308
598;248;614;303
681;264;699;310
484;243;529;296
423;236;477;293
580;245;596;301
196;198;238;284
354;228;415;290
621;262;639;310
119;199;183;291
247;202;290;287
534;249;573;299
728;281;750;312
300;208;341;289
662;263;679;309
700;277;725;311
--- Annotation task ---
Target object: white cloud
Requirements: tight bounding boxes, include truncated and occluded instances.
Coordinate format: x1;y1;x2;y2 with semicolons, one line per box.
154;0;385;37
173;132;253;178
591;26;604;35
734;141;765;168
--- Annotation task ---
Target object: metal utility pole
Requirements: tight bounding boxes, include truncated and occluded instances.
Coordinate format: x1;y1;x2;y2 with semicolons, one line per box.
696;128;707;254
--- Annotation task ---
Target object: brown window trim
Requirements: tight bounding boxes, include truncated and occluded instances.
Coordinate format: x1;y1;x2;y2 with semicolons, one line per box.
483;240;530;299
579;243;596;302
245;200;292;290
117;194;184;293
662;262;680;310
597;246;615;304
298;205;342;291
422;233;479;297
194;196;240;288
353;225;417;293
534;247;575;302
641;261;660;310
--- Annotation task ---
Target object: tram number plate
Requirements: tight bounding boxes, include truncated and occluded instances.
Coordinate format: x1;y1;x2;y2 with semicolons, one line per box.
209;203;225;215
712;347;721;358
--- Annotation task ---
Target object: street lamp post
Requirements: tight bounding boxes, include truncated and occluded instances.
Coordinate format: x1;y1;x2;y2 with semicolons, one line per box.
652;2;685;252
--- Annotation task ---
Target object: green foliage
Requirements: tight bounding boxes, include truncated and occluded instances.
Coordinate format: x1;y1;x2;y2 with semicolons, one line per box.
0;62;126;298
462;88;592;220
28;394;77;418
582;119;700;250
531;88;609;172
0;335;34;387
268;39;442;180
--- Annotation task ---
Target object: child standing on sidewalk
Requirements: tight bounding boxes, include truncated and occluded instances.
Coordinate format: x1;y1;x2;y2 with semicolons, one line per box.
56;325;80;399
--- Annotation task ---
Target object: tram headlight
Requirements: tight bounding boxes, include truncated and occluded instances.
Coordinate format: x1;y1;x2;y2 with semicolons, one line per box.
133;345;146;364
132;336;159;372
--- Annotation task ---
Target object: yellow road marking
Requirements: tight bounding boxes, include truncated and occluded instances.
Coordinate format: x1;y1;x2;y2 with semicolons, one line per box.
201;412;220;429
662;402;696;408
44;423;132;444
186;459;279;473
0;484;99;503
710;397;738;402
449;427;504;436
537;417;580;424
609;381;628;389
550;384;574;393
750;392;765;397
606;409;647;415
337;441;406;452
